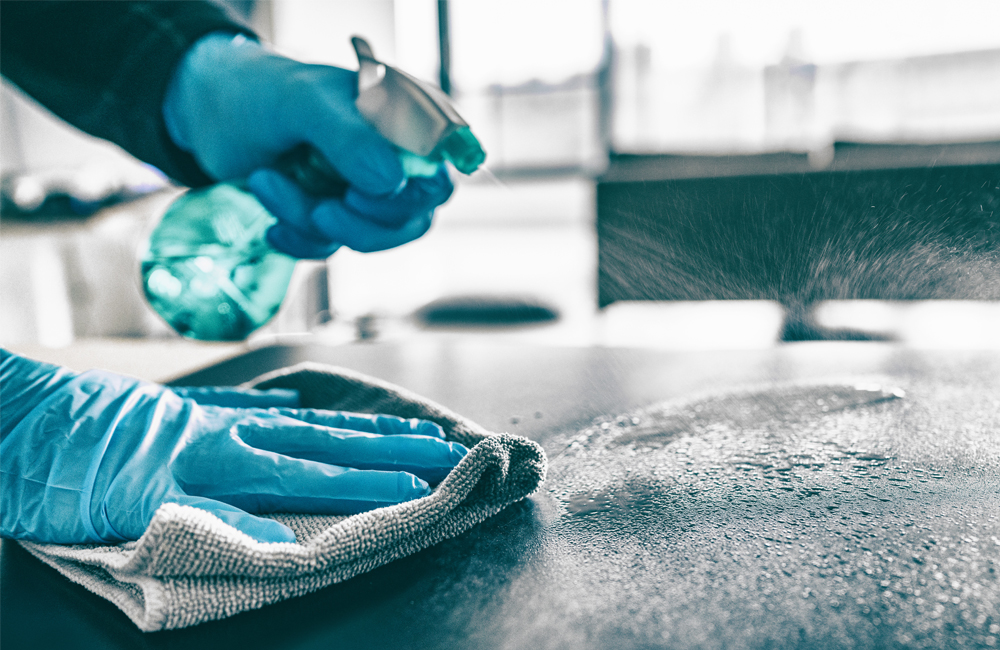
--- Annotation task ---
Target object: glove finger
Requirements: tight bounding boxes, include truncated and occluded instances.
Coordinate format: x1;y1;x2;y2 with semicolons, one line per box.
343;167;454;227
303;79;405;196
267;409;446;438
248;169;342;259
311;202;435;253
248;167;321;233
181;443;432;514
170;494;297;544
170;386;301;409
266;223;341;260
236;418;466;484
250;166;434;254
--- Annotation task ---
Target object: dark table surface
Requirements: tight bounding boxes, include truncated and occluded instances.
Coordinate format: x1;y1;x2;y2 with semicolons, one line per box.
3;339;999;650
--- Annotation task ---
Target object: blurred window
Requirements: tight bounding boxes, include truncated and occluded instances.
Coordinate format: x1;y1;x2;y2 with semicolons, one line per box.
447;0;607;172
610;0;1000;153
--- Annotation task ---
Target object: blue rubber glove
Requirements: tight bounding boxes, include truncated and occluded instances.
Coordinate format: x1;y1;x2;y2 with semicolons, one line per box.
163;32;454;260
0;351;468;545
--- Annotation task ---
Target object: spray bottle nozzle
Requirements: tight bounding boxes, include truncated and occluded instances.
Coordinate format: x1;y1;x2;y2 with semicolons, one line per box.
433;126;487;175
276;37;486;195
351;36;485;173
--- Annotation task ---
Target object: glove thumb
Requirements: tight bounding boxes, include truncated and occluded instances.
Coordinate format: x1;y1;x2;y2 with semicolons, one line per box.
171;495;297;544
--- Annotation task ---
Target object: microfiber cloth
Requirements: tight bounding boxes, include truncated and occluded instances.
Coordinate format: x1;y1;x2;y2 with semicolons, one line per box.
17;362;547;632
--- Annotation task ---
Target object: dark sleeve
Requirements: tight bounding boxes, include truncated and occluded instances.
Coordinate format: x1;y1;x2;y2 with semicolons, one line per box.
0;1;257;188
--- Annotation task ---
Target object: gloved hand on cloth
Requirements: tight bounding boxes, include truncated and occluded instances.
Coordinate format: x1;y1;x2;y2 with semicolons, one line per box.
0;350;468;545
163;32;454;260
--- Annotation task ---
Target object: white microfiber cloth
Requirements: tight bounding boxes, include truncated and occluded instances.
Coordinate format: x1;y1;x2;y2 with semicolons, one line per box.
17;362;547;632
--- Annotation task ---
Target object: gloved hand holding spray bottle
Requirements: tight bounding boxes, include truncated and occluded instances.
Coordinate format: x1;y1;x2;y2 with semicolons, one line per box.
143;35;486;341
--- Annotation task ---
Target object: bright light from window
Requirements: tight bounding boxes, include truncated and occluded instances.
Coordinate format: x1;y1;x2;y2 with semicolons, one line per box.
450;0;605;88
610;0;1000;68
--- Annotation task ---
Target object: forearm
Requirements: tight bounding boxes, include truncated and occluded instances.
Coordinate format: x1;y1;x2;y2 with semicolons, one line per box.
0;1;255;188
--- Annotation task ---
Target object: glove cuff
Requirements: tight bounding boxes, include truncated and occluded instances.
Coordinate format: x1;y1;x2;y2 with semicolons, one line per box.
0;369;159;543
0;349;78;443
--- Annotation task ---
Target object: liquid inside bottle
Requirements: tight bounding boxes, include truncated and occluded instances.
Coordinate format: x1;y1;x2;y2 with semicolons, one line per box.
141;183;296;341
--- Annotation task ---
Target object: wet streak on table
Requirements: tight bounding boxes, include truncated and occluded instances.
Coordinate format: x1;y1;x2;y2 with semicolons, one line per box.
2;341;998;649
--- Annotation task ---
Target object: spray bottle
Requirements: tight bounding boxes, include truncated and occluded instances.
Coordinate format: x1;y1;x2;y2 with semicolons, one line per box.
141;37;485;341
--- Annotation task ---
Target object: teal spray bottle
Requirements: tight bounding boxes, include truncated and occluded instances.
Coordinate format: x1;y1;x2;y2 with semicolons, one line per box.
141;37;486;341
